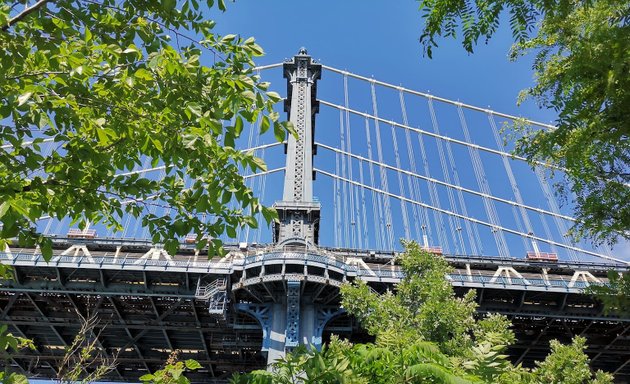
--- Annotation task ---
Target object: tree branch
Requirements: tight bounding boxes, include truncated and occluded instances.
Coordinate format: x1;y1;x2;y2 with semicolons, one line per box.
1;0;53;32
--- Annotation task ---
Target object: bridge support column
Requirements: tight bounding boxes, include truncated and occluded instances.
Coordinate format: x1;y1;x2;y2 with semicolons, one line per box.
285;281;301;348
267;283;322;364
235;283;345;366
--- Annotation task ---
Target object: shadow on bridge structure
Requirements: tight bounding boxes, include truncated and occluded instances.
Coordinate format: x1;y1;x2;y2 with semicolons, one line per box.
1;49;629;382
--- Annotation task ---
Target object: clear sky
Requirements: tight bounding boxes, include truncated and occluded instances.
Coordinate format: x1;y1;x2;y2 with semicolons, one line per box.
208;0;555;122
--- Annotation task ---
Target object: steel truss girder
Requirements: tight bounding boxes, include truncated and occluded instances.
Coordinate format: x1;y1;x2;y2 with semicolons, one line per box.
1;258;628;381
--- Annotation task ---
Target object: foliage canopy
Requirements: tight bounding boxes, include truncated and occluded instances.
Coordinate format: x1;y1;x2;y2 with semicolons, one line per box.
0;0;286;259
417;0;630;245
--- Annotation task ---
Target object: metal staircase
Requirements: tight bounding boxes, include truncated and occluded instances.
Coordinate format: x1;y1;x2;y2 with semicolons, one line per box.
195;278;228;316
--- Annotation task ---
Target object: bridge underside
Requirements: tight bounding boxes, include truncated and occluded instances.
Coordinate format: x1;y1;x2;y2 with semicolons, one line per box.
0;262;628;382
0;267;266;382
453;286;630;379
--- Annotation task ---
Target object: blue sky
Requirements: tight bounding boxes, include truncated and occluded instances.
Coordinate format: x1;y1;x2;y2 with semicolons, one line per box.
35;1;628;261
184;1;627;262
209;0;553;123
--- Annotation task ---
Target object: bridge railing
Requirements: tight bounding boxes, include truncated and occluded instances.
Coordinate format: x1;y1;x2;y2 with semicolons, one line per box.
0;249;609;292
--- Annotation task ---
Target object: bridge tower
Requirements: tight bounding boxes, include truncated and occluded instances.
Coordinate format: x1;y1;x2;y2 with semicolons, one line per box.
272;48;321;247
237;49;339;365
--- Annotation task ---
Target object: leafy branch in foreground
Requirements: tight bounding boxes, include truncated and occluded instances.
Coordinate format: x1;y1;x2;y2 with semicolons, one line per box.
417;0;630;246
0;0;286;259
56;312;117;384
588;270;630;315
140;353;202;384
0;324;33;384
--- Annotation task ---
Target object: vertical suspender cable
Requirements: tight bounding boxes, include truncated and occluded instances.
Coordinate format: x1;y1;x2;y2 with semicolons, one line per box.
535;167;579;261
437;107;480;256
354;179;363;249
370;81;395;249
365;117;384;250
487;113;533;252
334;151;341;247
41;143;55;236
416;100;448;253
240;120;260;243
339;110;350;248
140;168;166;240
53;217;67;237
255;148;269;245
43;217;53;236
359;158;370;248
398;90;424;241
511;205;530;251
428;99;465;254
457;105;510;258
344;74;360;249
390;123;411;239
539;211;560;256
122;157;153;238
454;105;484;255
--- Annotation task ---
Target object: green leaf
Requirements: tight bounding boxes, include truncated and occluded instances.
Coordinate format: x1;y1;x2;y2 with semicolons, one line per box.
17;92;32;106
221;34;236;43
10;200;29;217
185;359;202;370
123;45;140;54
260;115;270;134
261;206;278;225
251;156;267;172
162;0;176;11
186;103;202;117
234;116;244;136
40;238;53;261
273;121;286;142
282;121;297;138
221;191;232;204
9;373;29;384
0;202;9;219
266;91;282;103
134;68;153;81
241;90;256;102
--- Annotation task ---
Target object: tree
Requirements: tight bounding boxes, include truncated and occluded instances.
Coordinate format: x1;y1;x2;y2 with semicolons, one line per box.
417;0;629;245
0;0;288;259
533;337;613;384
235;242;612;383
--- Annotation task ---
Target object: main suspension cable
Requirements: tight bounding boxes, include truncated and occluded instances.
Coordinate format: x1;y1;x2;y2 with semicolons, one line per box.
321;65;556;130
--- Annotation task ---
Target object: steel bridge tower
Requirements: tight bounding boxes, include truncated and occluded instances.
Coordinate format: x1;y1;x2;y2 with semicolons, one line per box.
241;49;333;364
273;48;321;247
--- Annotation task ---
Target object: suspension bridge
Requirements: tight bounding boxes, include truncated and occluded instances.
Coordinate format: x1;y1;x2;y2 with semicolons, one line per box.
1;49;629;382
